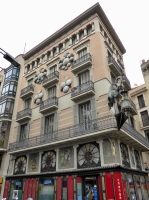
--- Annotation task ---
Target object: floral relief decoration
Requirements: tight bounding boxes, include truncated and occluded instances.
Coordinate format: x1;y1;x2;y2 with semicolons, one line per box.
59;52;74;70
34;90;43;105
60;76;72;93
34;68;47;84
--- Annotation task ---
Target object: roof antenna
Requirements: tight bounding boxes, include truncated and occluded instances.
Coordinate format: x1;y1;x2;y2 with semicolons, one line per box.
23;43;26;54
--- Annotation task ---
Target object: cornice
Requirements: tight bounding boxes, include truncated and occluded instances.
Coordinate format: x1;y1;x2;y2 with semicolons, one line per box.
23;3;126;60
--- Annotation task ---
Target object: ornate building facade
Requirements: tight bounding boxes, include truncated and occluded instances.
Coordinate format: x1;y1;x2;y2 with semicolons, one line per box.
2;3;149;200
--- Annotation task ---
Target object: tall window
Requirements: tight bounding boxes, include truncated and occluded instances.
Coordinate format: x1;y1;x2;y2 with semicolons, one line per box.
78;48;87;58
79;101;91;126
50;65;56;74
138;95;145;108
48;86;56;98
78;70;89;85
28;78;33;86
24;98;31;109
140;111;149;127
45;114;54;134
20;124;28;141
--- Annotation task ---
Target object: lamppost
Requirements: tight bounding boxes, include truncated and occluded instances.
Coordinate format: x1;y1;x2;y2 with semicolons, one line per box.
0;48;20;67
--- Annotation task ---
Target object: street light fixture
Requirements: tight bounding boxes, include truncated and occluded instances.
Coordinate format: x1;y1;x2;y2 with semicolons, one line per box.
0;48;20;67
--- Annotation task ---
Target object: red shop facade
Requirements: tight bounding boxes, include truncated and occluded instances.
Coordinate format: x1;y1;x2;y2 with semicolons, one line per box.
3;165;149;200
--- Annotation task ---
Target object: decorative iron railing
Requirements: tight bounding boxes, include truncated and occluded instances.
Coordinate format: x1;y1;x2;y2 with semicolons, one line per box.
16;108;32;121
43;71;59;85
8;115;149;152
40;97;58;111
71;81;94;98
20;84;34;96
72;53;92;70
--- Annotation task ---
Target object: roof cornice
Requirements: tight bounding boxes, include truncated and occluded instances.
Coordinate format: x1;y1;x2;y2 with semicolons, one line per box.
24;3;126;60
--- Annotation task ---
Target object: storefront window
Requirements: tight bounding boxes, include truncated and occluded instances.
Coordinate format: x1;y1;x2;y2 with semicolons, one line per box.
127;174;137;200
8;180;23;200
140;176;148;200
38;179;54;200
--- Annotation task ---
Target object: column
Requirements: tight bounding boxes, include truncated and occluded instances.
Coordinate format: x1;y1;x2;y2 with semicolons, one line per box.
50;50;53;58
91;22;95;32
69;37;72;46
29;63;32;70
76;32;79;42
45;53;47;61
34;60;37;68
56;46;59;54
63;42;65;50
84;28;87;37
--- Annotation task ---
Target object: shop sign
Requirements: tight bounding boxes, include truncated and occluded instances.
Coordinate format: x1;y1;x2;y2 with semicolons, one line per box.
41;179;54;185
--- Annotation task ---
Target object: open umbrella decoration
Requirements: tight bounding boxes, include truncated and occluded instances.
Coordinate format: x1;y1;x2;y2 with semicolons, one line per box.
59;52;74;71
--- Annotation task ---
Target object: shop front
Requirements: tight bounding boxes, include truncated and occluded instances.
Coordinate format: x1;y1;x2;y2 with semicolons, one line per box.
3;167;149;200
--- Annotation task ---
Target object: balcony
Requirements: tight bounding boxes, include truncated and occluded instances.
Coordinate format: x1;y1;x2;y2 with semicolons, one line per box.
71;81;95;102
71;53;92;73
20;84;34;99
16;108;32;122
108;57;122;76
42;71;59;87
123;75;131;90
140;119;149;129
8;115;149;153
39;97;58;113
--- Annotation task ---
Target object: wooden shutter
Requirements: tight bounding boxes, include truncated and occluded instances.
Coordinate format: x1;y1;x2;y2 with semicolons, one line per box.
73;105;78;125
54;112;58;131
17;125;20;141
40;117;45;134
91;98;97;120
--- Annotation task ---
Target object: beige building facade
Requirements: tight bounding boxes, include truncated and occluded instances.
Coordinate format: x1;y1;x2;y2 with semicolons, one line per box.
1;3;149;200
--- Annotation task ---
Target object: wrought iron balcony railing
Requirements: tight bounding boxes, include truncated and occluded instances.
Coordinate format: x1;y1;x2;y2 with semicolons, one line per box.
16;108;32;121
42;71;59;86
8;115;149;152
71;81;94;98
20;84;34;97
72;53;92;70
40;97;58;111
140;119;149;128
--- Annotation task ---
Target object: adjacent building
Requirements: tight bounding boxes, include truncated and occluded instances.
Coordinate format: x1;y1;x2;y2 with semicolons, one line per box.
2;3;149;200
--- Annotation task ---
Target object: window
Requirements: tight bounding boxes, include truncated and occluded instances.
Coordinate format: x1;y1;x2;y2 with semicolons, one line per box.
87;25;92;35
24;98;31;109
138;95;145;108
79;31;84;40
20;124;28;141
27;78;33;86
72;35;76;45
144;129;149;141
45;114;54;134
48;86;56;98
78;48;87;58
78;70;89;85
50;65;56;74
140;110;149;127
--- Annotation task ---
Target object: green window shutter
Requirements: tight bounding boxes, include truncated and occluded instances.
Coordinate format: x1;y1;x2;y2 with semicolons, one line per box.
17;126;20;141
40;117;45;134
73;104;78;125
54;112;58;131
91;98;97;120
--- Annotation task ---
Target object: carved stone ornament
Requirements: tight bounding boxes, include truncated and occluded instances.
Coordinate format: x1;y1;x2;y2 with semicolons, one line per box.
59;52;74;70
34;68;47;84
34;90;43;105
60;76;72;93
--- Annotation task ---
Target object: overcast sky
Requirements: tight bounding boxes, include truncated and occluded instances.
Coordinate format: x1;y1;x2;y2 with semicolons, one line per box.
0;0;149;87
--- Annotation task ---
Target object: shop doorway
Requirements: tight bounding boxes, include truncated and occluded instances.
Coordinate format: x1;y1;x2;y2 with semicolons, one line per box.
84;177;98;200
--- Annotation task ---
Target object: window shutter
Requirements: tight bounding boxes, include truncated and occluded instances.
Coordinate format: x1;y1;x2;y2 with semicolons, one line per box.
54;112;58;131
40;117;45;134
73;105;78;125
17;126;20;141
91;98;97;120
